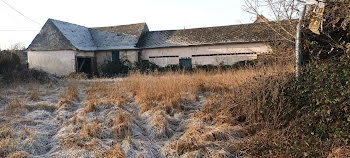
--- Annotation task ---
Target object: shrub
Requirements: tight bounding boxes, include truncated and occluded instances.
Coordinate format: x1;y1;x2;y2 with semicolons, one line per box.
133;60;258;74
100;60;129;77
134;60;159;73
0;50;56;84
225;59;350;157
0;50;23;82
0;51;22;74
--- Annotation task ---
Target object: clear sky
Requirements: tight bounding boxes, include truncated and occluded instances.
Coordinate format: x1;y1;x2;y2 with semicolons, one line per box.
0;0;256;49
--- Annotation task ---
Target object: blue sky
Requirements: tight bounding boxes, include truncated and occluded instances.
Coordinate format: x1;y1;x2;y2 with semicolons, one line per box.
0;0;255;49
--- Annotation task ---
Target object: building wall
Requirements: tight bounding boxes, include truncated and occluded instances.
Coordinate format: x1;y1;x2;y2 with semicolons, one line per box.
28;50;77;76
77;51;94;57
120;50;138;64
141;42;272;67
95;50;138;73
96;51;112;68
95;50;138;67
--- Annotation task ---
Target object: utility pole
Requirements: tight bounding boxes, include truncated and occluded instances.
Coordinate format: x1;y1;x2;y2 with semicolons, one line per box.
295;0;320;78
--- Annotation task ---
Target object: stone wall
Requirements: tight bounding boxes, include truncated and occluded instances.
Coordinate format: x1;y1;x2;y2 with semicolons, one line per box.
141;42;271;67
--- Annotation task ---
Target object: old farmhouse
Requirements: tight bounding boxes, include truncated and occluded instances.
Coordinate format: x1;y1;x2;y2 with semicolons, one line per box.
27;18;291;76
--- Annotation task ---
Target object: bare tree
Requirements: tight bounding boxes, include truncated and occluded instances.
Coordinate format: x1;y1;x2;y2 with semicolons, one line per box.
10;42;26;51
243;0;303;42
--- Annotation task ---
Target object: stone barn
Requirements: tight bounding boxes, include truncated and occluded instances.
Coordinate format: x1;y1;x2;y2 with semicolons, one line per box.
27;18;289;76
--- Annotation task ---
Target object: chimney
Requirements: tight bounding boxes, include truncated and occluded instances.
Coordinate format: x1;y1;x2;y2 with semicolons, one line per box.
254;15;269;23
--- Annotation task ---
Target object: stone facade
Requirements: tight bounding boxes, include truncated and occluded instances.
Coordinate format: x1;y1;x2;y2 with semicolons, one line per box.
141;42;271;67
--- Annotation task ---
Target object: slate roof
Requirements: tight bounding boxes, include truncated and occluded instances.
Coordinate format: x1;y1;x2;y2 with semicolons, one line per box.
50;19;97;51
28;19;296;51
94;23;148;37
28;19;143;51
90;28;139;50
138;21;296;49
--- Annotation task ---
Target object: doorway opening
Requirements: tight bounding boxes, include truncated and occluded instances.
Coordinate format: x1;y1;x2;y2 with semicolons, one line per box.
77;57;93;76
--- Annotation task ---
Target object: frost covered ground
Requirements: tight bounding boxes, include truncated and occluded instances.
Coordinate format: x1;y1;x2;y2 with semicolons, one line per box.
0;78;247;158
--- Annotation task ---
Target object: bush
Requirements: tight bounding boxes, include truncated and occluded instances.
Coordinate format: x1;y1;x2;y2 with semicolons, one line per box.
194;60;257;72
0;50;56;84
134;60;160;73
0;50;24;82
133;60;257;74
230;60;350;157
0;51;22;74
303;0;350;62
18;69;57;83
100;60;130;77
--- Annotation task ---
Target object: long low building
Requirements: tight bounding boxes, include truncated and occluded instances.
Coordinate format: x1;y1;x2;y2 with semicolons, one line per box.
27;18;293;76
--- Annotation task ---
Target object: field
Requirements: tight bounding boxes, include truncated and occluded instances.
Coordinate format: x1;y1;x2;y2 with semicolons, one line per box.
0;64;294;158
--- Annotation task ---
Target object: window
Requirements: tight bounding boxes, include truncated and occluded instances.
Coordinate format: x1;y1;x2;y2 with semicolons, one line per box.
112;51;120;61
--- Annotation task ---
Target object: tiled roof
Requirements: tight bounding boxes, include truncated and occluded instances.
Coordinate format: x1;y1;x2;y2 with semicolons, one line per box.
138;21;296;49
50;19;97;51
93;23;148;37
28;19;144;51
28;19;296;51
90;28;139;50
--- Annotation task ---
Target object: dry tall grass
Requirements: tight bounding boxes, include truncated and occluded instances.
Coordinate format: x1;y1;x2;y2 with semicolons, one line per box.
0;124;15;157
112;111;131;139
7;151;29;158
27;83;40;101
125;64;293;114
104;144;125;158
57;81;78;107
123;63;294;157
84;82;128;113
5;99;26;115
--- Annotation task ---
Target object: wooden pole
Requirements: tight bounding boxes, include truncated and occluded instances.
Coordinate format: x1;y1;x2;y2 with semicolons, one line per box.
295;4;307;78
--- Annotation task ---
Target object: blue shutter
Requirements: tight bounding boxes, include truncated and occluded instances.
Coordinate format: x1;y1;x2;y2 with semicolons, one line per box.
179;58;192;69
112;51;120;61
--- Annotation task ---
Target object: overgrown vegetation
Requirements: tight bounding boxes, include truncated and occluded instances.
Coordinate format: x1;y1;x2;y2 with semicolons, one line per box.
0;1;348;157
231;1;350;157
100;60;130;77
0;50;55;85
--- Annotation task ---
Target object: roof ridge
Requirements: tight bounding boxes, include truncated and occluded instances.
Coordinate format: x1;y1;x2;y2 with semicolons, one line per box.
49;18;89;29
92;22;146;29
90;27;138;37
147;20;297;32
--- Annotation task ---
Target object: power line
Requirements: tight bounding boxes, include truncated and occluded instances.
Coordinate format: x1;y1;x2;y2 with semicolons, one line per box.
0;0;41;26
0;30;39;31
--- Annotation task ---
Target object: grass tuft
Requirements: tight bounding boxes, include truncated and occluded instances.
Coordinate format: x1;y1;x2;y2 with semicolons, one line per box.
7;151;29;158
57;81;78;107
80;121;100;138
104;144;125;158
84;82;128;113
112;112;131;139
26;101;57;112
5;99;26;115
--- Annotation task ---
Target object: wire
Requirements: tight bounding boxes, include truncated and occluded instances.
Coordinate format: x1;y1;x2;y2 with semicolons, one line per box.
0;0;41;26
0;30;39;31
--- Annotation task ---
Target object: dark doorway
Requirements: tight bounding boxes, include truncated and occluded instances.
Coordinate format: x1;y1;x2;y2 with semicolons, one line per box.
179;58;192;69
77;57;92;76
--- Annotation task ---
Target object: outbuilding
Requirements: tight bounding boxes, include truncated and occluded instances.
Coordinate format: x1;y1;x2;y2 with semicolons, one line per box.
27;18;292;76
